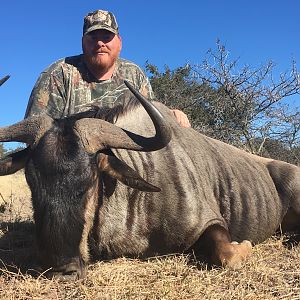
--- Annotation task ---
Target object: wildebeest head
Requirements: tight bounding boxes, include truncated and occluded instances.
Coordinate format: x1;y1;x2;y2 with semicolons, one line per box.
0;80;171;279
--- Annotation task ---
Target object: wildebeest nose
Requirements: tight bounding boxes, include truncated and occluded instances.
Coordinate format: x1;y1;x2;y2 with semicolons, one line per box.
46;260;87;280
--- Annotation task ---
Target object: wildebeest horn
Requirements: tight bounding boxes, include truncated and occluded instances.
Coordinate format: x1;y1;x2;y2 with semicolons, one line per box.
0;75;10;86
73;80;172;153
0;74;51;144
0;147;30;175
0;114;53;145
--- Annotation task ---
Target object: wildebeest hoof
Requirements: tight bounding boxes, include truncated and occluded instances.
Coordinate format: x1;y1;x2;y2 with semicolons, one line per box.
218;240;252;270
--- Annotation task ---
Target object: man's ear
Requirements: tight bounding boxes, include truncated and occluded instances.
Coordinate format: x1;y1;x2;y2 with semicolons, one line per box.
117;34;122;52
97;153;160;192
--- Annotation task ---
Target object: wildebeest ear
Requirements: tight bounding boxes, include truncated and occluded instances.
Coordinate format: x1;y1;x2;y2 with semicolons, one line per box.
97;154;161;192
0;147;30;175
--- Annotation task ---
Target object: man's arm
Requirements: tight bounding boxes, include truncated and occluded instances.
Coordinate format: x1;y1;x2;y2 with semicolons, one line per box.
25;68;66;119
170;109;191;128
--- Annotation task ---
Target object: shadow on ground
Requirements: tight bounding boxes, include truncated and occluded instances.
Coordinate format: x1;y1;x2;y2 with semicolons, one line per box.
280;231;300;249
0;220;40;276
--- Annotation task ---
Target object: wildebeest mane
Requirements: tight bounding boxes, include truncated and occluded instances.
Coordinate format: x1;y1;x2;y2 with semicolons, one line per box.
62;96;141;124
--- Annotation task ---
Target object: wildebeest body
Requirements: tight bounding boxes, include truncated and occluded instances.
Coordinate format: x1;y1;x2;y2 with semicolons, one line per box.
89;102;292;260
1;78;299;278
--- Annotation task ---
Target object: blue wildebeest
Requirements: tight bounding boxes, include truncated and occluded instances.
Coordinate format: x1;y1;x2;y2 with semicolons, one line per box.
0;76;299;279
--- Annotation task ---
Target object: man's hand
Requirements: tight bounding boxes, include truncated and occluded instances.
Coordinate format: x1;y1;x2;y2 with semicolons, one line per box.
171;109;191;128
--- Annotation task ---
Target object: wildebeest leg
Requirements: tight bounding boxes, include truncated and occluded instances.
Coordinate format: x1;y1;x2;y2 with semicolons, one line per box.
266;160;300;233
199;224;252;269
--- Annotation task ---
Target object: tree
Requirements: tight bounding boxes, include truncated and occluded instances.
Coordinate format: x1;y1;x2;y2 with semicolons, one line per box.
145;63;219;134
258;138;300;166
0;143;25;159
0;143;5;158
146;41;300;162
190;41;300;153
145;63;208;111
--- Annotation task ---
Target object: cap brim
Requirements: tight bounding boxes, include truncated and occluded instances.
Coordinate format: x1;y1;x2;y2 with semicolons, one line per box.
84;24;118;35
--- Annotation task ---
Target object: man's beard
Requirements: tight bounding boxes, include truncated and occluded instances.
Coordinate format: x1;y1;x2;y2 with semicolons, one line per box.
84;53;113;70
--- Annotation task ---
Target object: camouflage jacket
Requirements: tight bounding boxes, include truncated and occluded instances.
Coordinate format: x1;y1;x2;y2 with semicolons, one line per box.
25;55;155;119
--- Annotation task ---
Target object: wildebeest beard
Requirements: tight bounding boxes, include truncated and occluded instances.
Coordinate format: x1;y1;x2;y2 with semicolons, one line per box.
25;118;99;273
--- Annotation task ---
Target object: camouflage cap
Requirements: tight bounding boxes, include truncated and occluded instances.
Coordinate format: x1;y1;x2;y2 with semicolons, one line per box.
83;10;119;36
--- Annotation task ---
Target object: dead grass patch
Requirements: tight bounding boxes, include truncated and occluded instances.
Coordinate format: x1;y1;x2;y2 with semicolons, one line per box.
0;239;300;300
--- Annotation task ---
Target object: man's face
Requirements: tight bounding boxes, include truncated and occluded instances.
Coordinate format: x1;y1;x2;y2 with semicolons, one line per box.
82;29;122;71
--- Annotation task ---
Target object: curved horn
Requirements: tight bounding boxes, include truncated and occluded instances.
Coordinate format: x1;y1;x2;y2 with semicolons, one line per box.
0;147;30;175
74;80;172;153
0;75;10;86
0;114;53;146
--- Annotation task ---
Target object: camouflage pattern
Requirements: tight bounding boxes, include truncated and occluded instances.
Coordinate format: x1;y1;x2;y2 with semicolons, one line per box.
83;10;119;35
25;55;155;119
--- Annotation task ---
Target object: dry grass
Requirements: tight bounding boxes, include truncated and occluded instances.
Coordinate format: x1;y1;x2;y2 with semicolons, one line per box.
1;172;300;300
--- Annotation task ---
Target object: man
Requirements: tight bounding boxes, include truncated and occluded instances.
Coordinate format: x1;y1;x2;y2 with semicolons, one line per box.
25;10;191;127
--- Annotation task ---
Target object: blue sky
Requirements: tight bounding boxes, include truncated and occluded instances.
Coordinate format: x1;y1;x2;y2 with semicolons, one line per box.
0;0;299;129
